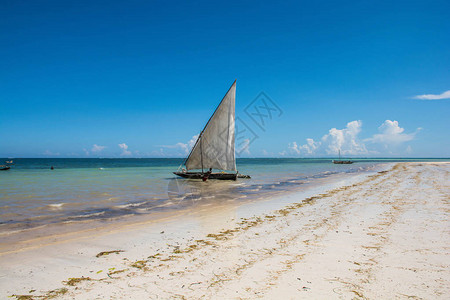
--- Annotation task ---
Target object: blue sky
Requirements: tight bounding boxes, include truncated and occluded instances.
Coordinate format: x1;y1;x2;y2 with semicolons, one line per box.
1;0;449;158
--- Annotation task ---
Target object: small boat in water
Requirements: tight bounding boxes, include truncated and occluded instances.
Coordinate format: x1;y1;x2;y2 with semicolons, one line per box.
1;160;13;170
1;160;14;170
332;150;353;164
333;160;353;164
174;80;249;181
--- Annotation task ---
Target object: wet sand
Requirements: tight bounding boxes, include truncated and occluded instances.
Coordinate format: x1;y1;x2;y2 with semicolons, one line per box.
1;162;449;299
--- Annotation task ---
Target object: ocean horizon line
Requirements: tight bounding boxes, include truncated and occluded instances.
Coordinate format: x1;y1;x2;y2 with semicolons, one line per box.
2;157;450;160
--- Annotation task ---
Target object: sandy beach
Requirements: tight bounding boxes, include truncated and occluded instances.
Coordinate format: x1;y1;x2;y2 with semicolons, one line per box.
1;162;449;299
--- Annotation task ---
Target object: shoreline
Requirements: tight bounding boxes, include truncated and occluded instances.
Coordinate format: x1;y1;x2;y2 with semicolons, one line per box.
1;162;449;299
0;163;388;255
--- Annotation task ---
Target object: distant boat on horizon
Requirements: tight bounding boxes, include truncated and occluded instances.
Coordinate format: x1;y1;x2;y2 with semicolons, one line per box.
0;160;12;170
332;150;353;164
173;80;249;180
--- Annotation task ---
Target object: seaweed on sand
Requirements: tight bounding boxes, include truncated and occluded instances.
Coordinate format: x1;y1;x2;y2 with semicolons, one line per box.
130;260;148;269
10;295;34;300
45;288;69;299
108;269;128;276
95;250;124;258
195;239;214;246
63;276;92;286
11;287;69;299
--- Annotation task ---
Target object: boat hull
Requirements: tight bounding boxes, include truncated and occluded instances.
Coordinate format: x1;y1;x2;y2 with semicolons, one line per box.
332;160;353;164
173;172;237;180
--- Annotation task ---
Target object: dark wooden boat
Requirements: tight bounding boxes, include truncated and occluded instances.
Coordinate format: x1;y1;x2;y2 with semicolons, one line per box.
332;160;353;164
174;81;249;181
0;165;11;170
332;150;353;164
173;172;237;180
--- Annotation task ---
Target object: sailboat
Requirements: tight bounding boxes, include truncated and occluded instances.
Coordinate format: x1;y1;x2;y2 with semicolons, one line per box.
173;80;242;180
332;150;353;164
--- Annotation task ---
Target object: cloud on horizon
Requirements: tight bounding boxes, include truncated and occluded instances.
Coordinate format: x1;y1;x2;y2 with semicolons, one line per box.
91;144;106;153
43;150;60;156
118;143;132;156
365;120;419;145
413;90;450;100
285;120;419;157
158;135;199;157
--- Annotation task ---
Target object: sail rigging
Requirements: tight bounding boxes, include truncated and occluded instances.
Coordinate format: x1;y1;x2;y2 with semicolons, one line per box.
184;81;236;172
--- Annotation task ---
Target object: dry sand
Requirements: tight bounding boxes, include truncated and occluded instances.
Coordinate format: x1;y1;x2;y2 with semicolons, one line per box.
1;162;449;299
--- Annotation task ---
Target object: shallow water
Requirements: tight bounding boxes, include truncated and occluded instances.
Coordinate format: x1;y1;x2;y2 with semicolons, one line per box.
0;158;447;235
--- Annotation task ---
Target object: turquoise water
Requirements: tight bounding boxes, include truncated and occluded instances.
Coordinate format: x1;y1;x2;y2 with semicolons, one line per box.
0;158;447;234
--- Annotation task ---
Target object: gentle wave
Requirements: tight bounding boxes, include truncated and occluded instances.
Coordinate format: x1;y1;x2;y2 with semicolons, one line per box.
47;203;65;210
0;159;388;235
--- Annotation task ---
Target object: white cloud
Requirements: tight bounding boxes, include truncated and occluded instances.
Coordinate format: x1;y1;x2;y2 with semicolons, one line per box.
187;135;198;149
414;90;450;100
149;148;166;157
285;120;418;157
322;120;368;155
289;139;321;155
278;150;287;156
159;135;199;156
288;142;301;154
91;144;106;153
118;143;132;156
43;150;60;156
365;120;418;145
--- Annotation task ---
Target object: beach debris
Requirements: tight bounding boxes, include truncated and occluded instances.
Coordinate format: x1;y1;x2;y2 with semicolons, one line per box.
108;268;128;276
45;287;69;298
130;260;148;269
206;231;235;241
173;246;182;254
10;295;33;300
277;209;290;216
13;287;69;299
148;253;161;259
195;239;214;246
95;250;124;258
351;290;364;298
160;255;179;261
63;276;92;286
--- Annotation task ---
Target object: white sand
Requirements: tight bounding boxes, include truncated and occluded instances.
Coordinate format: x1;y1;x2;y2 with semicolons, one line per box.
1;162;449;299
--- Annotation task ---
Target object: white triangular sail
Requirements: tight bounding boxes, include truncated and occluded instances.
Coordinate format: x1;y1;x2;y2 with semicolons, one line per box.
185;81;236;172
